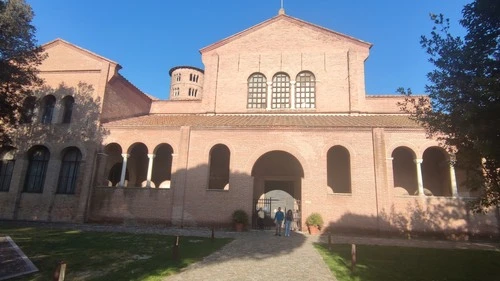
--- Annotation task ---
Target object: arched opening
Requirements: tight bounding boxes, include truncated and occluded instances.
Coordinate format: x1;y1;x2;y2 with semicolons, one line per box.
327;146;351;193
40;95;56;124
128;143;148;187
208;144;230;190
422;147;451;196
0;147;16;192
57;147;82;194
152;144;174;188
251;150;304;230
104;143;124;186
61;96;75;124
24;146;50;193
391;146;417;195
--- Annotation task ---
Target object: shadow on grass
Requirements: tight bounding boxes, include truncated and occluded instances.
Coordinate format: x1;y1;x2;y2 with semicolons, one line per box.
0;225;231;281
315;243;500;281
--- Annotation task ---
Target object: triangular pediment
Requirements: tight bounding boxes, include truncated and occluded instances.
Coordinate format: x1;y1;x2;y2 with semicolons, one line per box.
200;14;372;54
40;38;121;71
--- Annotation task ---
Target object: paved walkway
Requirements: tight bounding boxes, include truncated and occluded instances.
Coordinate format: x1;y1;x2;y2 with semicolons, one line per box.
3;221;499;281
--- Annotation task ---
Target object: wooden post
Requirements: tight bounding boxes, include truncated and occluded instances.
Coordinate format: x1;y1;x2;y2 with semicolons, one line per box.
53;261;66;281
211;226;215;241
351;244;356;272
328;233;332;250
172;236;180;261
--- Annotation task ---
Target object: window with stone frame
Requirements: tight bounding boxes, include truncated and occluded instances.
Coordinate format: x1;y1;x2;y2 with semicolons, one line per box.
24;146;50;193
41;95;56;124
295;71;316;108
57;147;82;194
208;144;230;190
271;73;291;109
247;73;267;108
0;148;16;192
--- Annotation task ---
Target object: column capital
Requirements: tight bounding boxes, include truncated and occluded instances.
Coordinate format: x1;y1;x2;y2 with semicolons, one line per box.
266;81;273;86
413;158;423;164
290;80;296;85
121;153;130;159
147;153;156;159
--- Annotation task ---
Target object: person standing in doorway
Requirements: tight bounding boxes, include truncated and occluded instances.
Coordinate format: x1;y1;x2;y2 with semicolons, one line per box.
284;209;294;237
257;208;265;230
274;207;284;236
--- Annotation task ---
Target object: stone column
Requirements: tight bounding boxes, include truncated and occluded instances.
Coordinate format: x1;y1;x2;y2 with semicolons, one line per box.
414;158;424;196
146;153;155;188
266;81;273;110
449;159;459;197
119;154;129;187
290;80;296;109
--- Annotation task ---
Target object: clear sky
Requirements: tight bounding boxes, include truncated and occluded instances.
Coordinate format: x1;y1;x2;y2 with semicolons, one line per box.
27;0;470;100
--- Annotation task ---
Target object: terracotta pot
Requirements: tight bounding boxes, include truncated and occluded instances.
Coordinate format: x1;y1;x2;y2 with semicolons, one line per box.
235;223;244;232
307;225;321;235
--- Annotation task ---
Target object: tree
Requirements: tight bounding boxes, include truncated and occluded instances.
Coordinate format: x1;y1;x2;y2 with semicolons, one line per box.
0;0;45;146
398;0;500;212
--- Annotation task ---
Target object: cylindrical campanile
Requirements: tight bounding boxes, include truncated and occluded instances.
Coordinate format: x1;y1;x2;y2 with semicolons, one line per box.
169;66;204;100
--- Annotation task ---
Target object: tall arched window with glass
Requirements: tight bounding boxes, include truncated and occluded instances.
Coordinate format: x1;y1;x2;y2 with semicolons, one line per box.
41;95;56;124
295;71;316;108
57;147;82;194
272;73;291;109
61;96;75;124
24;146;50;193
247;73;267;109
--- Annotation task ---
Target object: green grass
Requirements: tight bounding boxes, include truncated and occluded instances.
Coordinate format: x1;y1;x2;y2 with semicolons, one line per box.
315;243;500;281
1;225;231;281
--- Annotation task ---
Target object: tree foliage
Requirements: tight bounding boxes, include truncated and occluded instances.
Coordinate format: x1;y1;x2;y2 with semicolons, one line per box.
398;0;500;212
0;0;45;145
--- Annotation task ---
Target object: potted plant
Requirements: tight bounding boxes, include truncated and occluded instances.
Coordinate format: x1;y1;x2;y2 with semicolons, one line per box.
232;209;249;232
305;212;324;235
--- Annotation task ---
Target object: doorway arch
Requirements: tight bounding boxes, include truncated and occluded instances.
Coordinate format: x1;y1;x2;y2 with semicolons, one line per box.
251;150;304;229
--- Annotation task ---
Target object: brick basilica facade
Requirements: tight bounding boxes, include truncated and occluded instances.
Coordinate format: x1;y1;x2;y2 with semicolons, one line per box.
1;10;498;237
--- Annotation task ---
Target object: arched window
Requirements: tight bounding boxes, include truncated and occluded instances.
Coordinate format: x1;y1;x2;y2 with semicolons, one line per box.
41;95;56;124
57;147;82;194
327;146;351;193
61;96;75;124
21;96;36;124
247;73;267;108
24;146;50;193
0;147;16;192
295;71;316;108
391;147;417;195
208;144;230;190
272;73;290;109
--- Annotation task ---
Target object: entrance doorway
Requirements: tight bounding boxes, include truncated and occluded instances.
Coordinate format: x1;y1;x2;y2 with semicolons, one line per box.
251;151;304;230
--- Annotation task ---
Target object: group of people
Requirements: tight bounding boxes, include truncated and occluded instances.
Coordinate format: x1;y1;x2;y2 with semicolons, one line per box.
257;207;295;236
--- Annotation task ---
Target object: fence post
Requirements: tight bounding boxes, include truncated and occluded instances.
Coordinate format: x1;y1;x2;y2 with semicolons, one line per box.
53;261;66;281
351;244;356;272
211;226;215;241
172;236;180;261
328;233;332;250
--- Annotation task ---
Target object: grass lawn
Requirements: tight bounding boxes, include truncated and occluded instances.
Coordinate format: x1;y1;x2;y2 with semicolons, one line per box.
0;225;231;281
315;243;500;281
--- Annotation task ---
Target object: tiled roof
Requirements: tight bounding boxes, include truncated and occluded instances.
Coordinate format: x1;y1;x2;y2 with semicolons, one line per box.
103;114;421;129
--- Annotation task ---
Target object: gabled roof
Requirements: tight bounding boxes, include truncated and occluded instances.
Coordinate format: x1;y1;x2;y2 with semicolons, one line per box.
42;38;121;70
200;13;372;54
103;114;419;129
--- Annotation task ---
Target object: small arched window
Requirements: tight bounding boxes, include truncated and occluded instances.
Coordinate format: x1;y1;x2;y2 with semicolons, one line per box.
24;146;50;193
41;95;56;124
295;71;316;108
247;73;267;109
272;73;290;109
57;147;82;194
61;96;75;124
208;144;230;190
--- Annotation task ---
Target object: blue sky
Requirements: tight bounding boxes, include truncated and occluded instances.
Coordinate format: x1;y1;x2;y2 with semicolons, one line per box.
27;0;470;99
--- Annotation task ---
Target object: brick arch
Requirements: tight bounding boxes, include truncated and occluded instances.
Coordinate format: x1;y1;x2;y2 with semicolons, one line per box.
244;144;309;179
387;141;418;159
321;141;357;159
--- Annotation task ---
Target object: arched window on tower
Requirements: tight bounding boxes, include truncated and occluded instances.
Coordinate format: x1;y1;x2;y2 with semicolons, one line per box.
57;147;82;194
247;73;267;109
272;73;290;109
61;96;75;124
24;146;50;193
41;95;56;124
208;144;230;190
295;71;316;108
